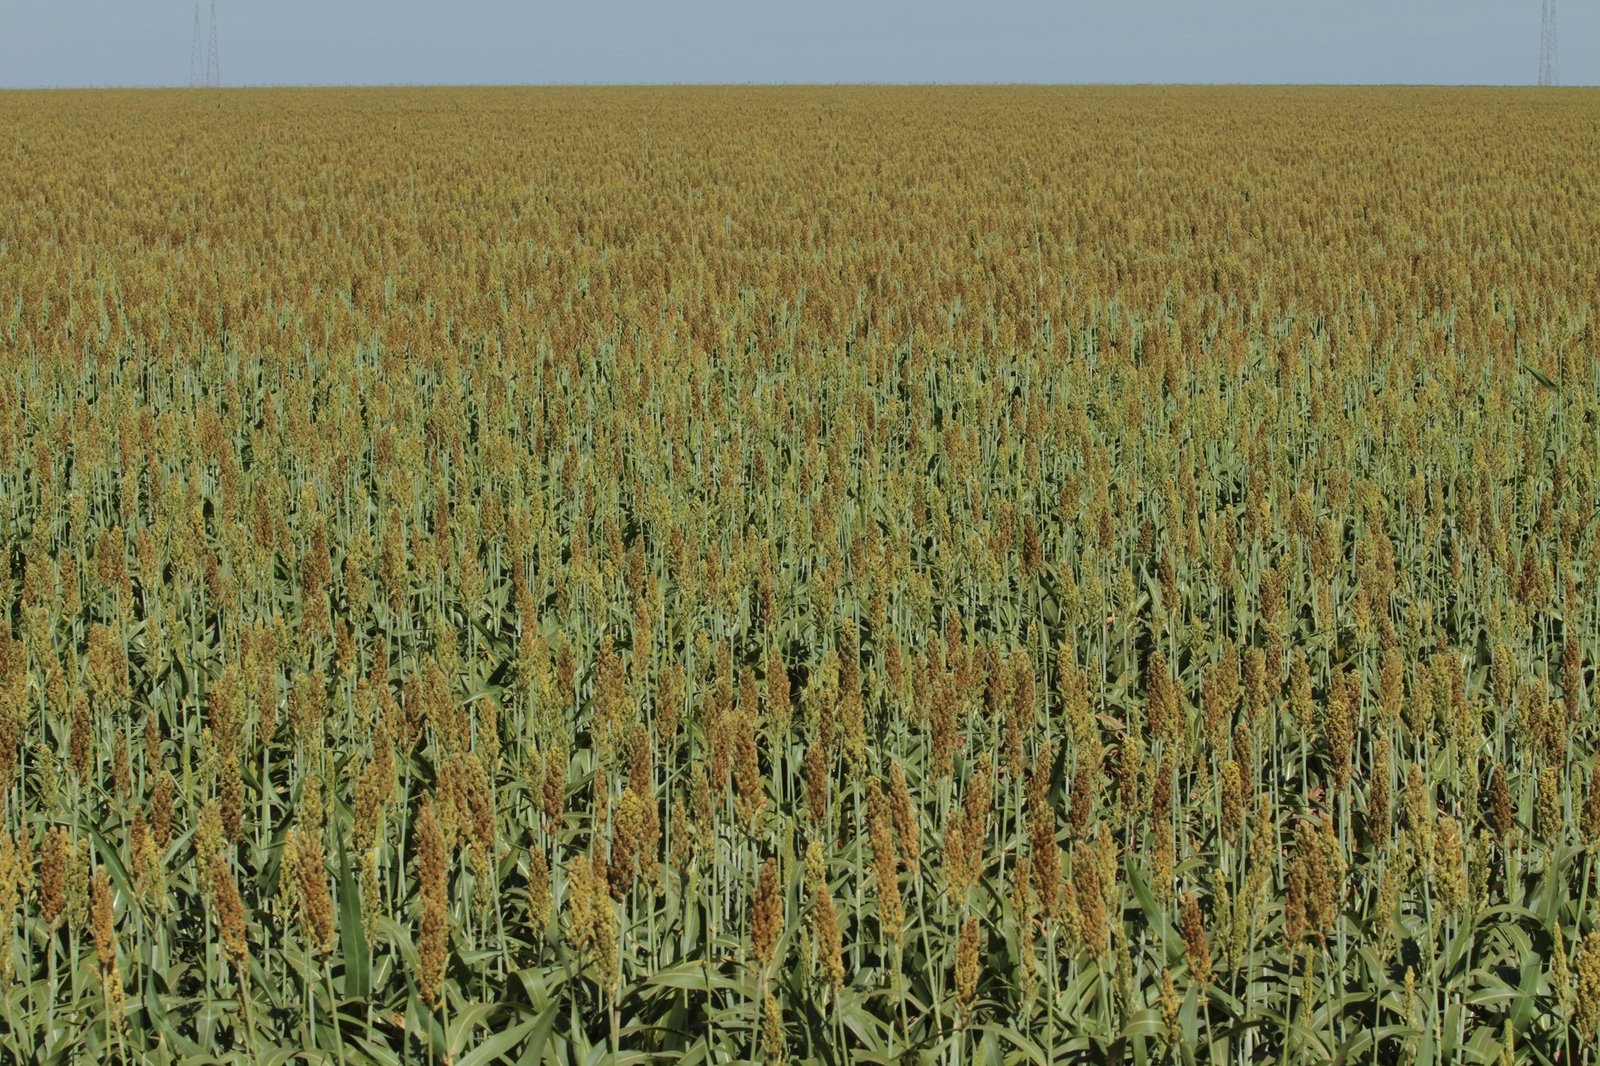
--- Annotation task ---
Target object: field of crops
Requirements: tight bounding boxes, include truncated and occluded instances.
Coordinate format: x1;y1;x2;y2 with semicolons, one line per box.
1;85;1598;1063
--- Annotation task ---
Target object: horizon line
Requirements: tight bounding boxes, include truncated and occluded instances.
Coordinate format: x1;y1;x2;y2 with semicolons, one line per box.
3;80;1597;92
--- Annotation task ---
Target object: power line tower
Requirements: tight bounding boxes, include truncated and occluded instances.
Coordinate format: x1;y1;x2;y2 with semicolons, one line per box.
190;0;205;87
1539;0;1559;86
206;0;222;88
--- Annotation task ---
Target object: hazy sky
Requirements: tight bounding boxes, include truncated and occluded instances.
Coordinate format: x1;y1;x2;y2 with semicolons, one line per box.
1;0;1595;88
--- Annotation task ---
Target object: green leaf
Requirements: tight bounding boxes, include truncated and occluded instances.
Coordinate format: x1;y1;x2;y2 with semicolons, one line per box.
336;830;371;1000
1520;361;1559;391
457;1014;541;1066
512;1003;561;1066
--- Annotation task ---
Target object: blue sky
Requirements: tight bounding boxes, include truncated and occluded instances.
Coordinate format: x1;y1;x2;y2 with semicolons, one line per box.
1;0;1594;88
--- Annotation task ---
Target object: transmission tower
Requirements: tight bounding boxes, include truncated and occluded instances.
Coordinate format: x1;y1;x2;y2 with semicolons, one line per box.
206;0;222;88
1539;0;1559;86
190;0;204;87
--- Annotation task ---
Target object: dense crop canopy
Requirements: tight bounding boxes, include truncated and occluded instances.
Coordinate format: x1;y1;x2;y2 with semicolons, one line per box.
0;85;1598;1062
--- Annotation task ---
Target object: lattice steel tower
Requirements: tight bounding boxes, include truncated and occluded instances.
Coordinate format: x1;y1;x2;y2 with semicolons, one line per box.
190;0;205;87
1539;0;1559;87
206;0;222;88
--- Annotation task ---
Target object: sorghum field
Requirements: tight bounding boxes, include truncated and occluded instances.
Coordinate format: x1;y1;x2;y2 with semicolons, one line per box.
1;85;1599;1064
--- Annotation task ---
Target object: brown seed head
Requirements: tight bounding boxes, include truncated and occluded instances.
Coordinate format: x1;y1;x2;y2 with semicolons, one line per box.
527;846;552;934
1576;931;1600;1038
866;780;904;939
887;761;921;879
955;915;981;1016
39;827;71;931
212;855;250;968
751;856;782;970
1180;891;1214;990
414;796;449;1008
91;866;118;975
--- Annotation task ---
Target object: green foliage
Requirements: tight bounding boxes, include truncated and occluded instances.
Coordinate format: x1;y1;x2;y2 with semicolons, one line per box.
0;84;1597;1062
